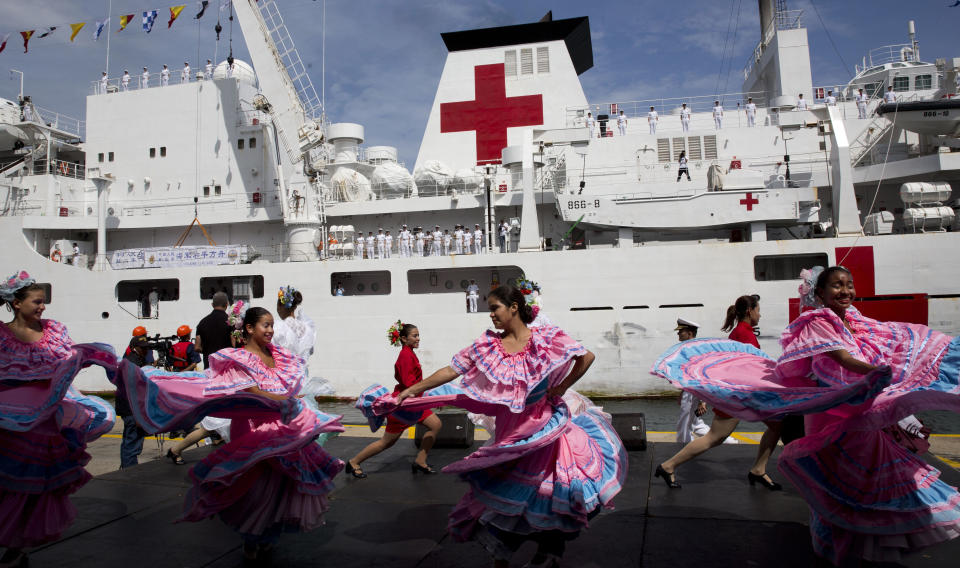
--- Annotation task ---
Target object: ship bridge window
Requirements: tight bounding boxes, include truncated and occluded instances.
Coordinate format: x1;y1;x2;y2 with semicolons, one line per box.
200;275;264;302
892;76;909;92
754;253;828;281
915;74;932;90
108;152;114;162
149;148;156;158
116;279;180;319
248;137;256;149
160;146;167;157
408;266;523;312
98;152;104;163
238;139;245;150
504;50;517;77
863;83;880;97
331;271;391;296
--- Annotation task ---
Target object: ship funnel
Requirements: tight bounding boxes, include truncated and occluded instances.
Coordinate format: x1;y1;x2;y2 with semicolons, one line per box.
327;123;365;163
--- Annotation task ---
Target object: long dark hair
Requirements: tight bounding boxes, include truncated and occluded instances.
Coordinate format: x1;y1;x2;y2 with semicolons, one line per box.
242;307;272;338
721;294;758;332
488;285;535;324
1;283;45;311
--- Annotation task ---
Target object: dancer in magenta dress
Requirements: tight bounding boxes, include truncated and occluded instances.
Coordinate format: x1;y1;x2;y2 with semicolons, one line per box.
0;271;116;568
115;306;344;563
652;266;960;564
357;285;626;568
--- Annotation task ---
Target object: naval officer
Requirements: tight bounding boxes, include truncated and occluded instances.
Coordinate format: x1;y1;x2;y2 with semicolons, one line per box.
375;229;386;259
443;229;452;255
673;318;711;444
205;59;214;80
463;226;473;254
121;70;131;91
141;67;150;88
160;64;170;86
796;93;808;110
883;85;896;104
384;230;393;259
365;231;375;260
825;90;837;105
712;101;724;129
585;112;597;138
617;110;628;136
99;71;109;94
647;106;658;135
454;225;464;254
473;224;484;254
181;61;191;83
680;103;692;132
415;227;425;257
856;88;868;118
431;226;443;256
745;97;757;126
466;279;480;313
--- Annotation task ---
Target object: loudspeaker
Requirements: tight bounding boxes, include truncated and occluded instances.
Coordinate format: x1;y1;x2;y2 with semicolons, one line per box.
414;410;475;448
611;412;647;451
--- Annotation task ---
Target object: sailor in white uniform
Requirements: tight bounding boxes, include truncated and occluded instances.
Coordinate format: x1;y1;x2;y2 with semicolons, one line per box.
466;279;480;313
454;225;464;255
680;103;692;132
883;85;897;104
181;61;191;83
745;98;757;127
141;67;150;88
398;225;409;257
431;226;443;256
99;72;109;94
712;101;724;129
121;70;131;91
205;59;214;80
416;228;427;257
375;229;385;259
354;236;363;258
796;93;809;110
673;318;712;444
364;231;375;260
473;224;484;254
585;112;596;138
463;227;473;254
384;230;393;259
160;64;170;87
617;110;628;136
442;229;452;255
856;88;868;119
825;90;837;105
647;106;658;135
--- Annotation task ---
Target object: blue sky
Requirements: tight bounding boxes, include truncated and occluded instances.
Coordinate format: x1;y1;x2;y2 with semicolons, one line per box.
1;0;957;166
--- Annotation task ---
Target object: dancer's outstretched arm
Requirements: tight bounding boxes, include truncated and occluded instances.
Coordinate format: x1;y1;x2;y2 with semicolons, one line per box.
397;366;459;403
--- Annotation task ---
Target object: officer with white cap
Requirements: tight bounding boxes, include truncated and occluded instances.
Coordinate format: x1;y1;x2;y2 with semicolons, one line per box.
181;61;191;83
415;227;425;257
744;98;757;127
463;225;473;254
680;103;692;132
454;225;464;255
205;59;214;80
375;228;385;259
161;64;170;87
443;229;452;255
673;318;712;444
883;85;896;104
712;101;724;129
364;231;375;260
856;88;868;119
431;225;443;256
141;66;150;88
585;112;596;138
647;106;658;135
399;224;410;257
384;230;393;259
466;279;480;313
617;110;628;136
473;224;484;254
99;71;109;94
121;70;131;91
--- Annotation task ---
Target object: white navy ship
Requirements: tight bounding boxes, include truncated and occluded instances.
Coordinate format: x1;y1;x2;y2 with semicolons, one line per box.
1;0;959;396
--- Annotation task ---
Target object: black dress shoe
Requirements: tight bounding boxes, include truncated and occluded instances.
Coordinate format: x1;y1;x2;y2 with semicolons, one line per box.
655;465;681;488
412;462;436;474
747;472;782;491
345;461;367;478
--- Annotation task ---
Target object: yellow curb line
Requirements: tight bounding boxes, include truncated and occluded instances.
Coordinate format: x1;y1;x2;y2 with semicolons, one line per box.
934;454;960;469
729;433;759;444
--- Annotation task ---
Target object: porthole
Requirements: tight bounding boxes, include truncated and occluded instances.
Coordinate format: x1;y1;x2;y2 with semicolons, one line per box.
460;279;469;289
357;283;365;292
101;311;110;319
371;282;380;292
444;280;454;290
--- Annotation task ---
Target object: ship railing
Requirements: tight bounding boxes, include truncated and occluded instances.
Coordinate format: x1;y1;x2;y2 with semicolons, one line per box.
89;71;204;95
26;159;86;180
746;9;804;78
856;44;919;73
566;91;768;130
237;109;270;127
18;106;85;139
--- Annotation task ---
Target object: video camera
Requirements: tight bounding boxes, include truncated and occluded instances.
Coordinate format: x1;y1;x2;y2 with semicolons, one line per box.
141;333;180;369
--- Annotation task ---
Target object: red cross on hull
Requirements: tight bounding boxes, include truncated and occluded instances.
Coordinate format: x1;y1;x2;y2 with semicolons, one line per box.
440;63;544;165
740;192;759;211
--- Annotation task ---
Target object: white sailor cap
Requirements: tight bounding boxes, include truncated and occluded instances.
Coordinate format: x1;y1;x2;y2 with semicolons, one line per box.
674;317;700;331
435;225;440;228
475;223;480;226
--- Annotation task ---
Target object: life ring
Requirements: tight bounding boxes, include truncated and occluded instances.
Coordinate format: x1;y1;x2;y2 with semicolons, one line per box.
50;250;62;262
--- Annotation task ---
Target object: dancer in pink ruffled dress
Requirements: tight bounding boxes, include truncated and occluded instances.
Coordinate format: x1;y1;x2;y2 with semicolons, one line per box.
115;306;344;564
0;271;116;568
652;266;960;564
357;285;626;568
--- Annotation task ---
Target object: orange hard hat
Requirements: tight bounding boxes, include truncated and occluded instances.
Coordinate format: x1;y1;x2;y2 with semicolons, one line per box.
177;325;191;337
132;326;147;337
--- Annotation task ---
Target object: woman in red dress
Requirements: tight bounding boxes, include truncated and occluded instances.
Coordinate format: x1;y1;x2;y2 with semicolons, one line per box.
345;323;442;477
655;294;784;489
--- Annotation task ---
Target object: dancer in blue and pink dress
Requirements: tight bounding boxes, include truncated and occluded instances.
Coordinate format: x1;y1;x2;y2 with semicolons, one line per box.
115;306;344;563
652;266;960;564
0;271;116;568
357;285;626;568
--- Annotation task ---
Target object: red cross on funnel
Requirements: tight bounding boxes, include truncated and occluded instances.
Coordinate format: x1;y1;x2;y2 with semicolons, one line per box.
740;192;759;211
440;63;544;165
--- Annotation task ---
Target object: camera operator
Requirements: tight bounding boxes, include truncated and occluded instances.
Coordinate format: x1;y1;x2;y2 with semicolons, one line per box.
122;326;155;365
170;325;201;372
118;336;153;468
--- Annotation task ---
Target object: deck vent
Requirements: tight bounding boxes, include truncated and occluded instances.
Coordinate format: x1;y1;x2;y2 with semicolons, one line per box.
657;138;671;163
672;137;686;160
688;136;702;160
703;135;718;160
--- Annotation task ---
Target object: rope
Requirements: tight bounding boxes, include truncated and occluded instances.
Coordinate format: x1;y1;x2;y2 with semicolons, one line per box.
713;0;739;100
809;0;853;78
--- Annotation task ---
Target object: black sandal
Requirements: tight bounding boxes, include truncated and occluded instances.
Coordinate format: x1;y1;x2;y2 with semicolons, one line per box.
412;462;436;474
655;465;681;489
166;449;185;465
345;461;367;478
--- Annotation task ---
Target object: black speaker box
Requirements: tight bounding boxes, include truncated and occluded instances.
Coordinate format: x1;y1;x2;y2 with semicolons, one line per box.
611;412;647;451
414;409;475;448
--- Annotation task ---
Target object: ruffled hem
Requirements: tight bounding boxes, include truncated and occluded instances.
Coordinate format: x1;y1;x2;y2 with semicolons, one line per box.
206;345;305;396
0;488;79;548
451;325;586;413
0;319;74;367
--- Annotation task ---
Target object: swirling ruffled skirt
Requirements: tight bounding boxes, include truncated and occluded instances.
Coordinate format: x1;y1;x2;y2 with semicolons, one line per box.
651;337;960;564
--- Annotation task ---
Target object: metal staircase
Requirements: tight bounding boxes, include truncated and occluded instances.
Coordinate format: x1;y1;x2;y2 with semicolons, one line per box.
849;116;894;167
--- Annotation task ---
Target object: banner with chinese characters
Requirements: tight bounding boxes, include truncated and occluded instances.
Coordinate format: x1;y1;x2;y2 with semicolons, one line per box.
109;244;248;269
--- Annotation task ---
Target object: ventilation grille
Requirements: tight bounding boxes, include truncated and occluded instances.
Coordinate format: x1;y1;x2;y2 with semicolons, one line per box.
504;50;517;77
520;48;534;75
657;138;671;163
703;135;718;160
688;136;702;160
536;47;550;73
672;137;686;160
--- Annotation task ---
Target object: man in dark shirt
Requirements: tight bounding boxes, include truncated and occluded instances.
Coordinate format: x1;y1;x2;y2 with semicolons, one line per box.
195;291;233;368
118;336;150;468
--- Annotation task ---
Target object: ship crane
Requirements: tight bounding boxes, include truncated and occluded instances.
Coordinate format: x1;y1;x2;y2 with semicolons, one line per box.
232;0;329;260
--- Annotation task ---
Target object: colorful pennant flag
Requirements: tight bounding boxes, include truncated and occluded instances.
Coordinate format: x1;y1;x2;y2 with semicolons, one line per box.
195;1;210;19
93;18;108;40
20;31;34;53
37;27;57;39
143;10;158;33
168;5;186;28
0;33;9;55
69;23;86;42
118;14;135;32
